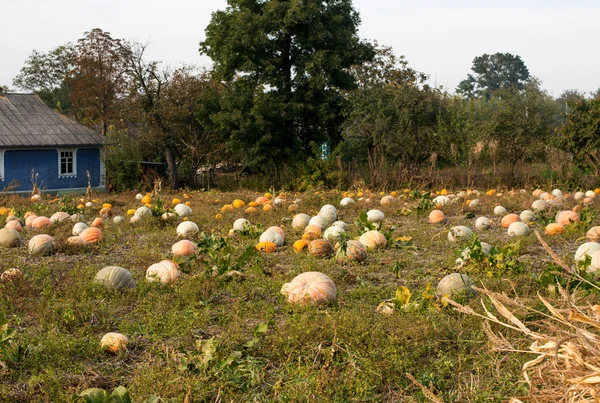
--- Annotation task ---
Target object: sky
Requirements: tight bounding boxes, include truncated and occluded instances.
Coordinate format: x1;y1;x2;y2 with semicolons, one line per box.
1;0;599;97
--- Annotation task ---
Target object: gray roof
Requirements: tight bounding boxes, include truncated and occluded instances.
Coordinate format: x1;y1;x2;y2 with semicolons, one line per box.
0;93;103;148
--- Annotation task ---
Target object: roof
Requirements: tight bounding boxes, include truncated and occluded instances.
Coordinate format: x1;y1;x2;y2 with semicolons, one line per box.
0;93;103;148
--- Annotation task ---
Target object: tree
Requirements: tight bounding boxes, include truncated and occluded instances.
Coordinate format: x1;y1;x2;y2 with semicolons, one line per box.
69;29;132;136
457;53;530;99
200;0;374;181
12;44;76;115
342;44;443;185
560;97;600;177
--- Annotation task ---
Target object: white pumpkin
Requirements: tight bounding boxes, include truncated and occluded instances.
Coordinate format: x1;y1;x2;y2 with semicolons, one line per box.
317;209;337;226
177;221;199;237
380;195;395;206
587;250;600;273
531;200;549;212
366;209;385;223
332;221;348;231
340;197;355;207
475;217;491;230
135;193;143;200
320;204;337;215
146;260;181;284
585;190;596;198
135;206;152;218
507;221;530;237
448;226;474;242
259;230;284;247
519;210;536;224
359;230;387;250
574;191;585;201
113;215;124;224
575;242;600;262
437;273;475;298
456;242;492;266
292;214;311;230
233;218;250;232
493;206;507;216
174;203;193;217
468;199;481;208
433;196;450;206
72;222;88;236
551;189;563;197
50;212;70;223
323;226;345;243
308;215;328;229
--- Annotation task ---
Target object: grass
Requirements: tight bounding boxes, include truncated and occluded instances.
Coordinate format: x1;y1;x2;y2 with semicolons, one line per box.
0;189;597;401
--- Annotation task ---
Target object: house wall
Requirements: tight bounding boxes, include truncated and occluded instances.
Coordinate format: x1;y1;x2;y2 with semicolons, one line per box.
0;148;102;192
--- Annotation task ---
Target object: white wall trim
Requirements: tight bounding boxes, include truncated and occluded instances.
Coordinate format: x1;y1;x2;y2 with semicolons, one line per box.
0;149;4;181
57;148;78;178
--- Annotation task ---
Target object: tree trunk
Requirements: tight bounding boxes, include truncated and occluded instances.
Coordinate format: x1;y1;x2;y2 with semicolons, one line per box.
164;144;178;189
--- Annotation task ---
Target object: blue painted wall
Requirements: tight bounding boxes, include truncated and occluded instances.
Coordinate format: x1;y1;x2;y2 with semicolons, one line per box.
1;148;102;192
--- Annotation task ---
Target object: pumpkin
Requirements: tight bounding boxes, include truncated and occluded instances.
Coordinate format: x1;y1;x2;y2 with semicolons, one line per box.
146;260;181;284
588;250;600;273
255;196;269;205
332;221;348;231
72;222;88;235
31;216;52;230
100;332;128;353
380;195;394;206
86;201;95;208
456;242;492;266
245;206;258;214
574;191;585;201
231;199;245;209
303;224;322;240
501;214;519;229
0;207;9;216
6;215;23;225
575;242;600;262
556;211;580;227
531;200;549;212
28;234;54;255
171;198;182;205
98;207;112;217
50;211;70;223
141;195;152;205
80;227;103;244
135;206;152;218
95;266;136;290
475;217;491;230
308;215;327;229
293;239;310;253
468;199;481;208
31;194;41;202
428;210;446;224
172;240;196;256
532;189;544;197
323;226;345;243
586;190;596;198
127;209;136;216
359;230;387;250
519;210;536;224
493;206;507;216
437;273;476;298
337;240;367;263
340;197;355;207
447;226;474;242
5;220;22;232
248;201;258;207
366;209;385;223
432;196;450;206
317;209;337;226
66;236;88;247
320;204;337;214
255;241;276;253
551;195;566;206
280;271;336;305
113;216;124;224
545;223;565;235
262;204;273;212
266;226;285;241
174;203;193;217
0;268;23;283
0;227;20;248
177;221;199;237
507;221;530;237
233;218;250;232
587;227;600;242
308;239;334;257
91;217;104;228
259;230;284;247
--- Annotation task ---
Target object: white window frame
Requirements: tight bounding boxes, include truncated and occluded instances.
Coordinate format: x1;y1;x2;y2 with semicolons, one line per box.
58;148;77;178
0;150;4;181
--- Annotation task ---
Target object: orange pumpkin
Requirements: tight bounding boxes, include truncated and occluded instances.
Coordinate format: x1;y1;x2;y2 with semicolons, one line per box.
100;332;128;353
25;214;38;228
428;210;446;224
5;220;22;231
32;216;52;230
245;207;258;214
587;226;600;242
255;196;269;205
172;240;196;256
308;239;334;257
556;211;580;227
80;227;103;244
255;242;276;253
99;207;112;217
302;224;322;240
293;239;310;253
280;272;336;305
501;214;519;229
91;217;104;228
545;223;564;235
141;195;152;205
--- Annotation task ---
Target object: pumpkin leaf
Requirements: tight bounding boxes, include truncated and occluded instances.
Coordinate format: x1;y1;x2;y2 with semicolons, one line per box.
394;286;412;307
110;386;132;403
78;388;111;403
253;321;270;335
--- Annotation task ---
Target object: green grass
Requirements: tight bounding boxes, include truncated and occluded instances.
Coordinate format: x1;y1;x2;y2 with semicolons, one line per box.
0;189;596;401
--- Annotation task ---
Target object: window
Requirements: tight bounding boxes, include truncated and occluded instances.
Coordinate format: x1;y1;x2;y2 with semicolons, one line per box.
58;149;76;177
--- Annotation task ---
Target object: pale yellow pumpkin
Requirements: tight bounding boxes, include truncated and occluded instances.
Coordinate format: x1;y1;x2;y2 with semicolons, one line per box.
100;332;128;353
280;271;336;305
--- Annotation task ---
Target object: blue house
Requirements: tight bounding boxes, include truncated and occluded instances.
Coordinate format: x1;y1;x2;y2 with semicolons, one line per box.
0;93;105;194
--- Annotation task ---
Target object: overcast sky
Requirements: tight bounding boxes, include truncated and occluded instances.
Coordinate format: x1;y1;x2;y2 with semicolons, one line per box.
1;0;598;97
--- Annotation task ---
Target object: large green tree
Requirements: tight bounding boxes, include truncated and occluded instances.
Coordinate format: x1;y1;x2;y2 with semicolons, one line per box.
200;0;374;179
457;53;530;99
560;97;600;177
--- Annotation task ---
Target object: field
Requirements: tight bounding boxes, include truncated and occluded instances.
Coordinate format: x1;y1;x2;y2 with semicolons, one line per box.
0;188;599;402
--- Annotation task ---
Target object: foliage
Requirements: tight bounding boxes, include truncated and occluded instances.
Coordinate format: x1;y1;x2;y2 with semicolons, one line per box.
537;255;600;293
559;97;600;176
200;0;374;179
75;386;132;403
386;284;438;313
204;244;259;276
456;53;530;99
104;127;143;191
457;237;525;277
